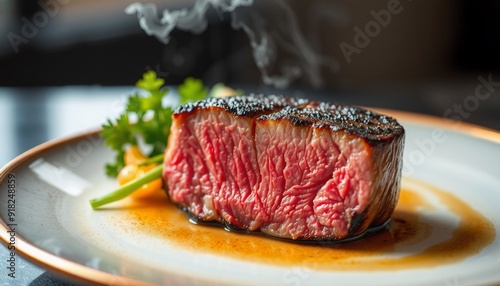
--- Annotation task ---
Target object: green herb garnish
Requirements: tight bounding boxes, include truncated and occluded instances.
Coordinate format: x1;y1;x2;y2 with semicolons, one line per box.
91;71;209;209
101;71;208;177
91;72;240;209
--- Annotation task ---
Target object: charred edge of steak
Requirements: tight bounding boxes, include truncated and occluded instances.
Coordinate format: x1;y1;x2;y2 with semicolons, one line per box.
257;102;404;144
177;95;404;144
178;204;391;244
174;94;309;117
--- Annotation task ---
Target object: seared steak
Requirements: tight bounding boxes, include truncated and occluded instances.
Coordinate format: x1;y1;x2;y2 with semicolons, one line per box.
163;95;405;241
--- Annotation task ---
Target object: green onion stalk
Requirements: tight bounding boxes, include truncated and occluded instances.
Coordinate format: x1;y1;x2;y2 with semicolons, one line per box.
90;164;163;209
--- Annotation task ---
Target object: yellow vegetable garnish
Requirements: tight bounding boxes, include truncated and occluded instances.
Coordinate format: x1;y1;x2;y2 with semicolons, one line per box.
117;146;163;199
124;145;149;165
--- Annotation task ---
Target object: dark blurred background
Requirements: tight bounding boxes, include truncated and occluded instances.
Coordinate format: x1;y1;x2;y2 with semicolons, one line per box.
0;0;259;86
2;0;500;160
2;0;499;126
1;0;500;87
1;1;500;159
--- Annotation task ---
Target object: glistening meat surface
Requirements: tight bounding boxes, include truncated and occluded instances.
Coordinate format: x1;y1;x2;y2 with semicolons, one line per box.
163;95;405;241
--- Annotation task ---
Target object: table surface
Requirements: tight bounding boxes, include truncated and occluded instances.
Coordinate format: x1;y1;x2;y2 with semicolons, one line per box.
0;84;499;285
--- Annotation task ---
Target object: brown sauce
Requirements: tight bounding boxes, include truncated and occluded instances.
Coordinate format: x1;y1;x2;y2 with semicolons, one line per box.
119;179;495;271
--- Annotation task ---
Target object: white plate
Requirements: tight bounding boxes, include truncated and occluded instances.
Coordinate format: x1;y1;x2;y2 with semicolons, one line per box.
1;110;500;286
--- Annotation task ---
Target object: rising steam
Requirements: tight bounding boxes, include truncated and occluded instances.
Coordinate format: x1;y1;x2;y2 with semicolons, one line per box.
126;0;335;89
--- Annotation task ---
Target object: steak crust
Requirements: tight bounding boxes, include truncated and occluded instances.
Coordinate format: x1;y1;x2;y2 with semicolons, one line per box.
164;95;405;241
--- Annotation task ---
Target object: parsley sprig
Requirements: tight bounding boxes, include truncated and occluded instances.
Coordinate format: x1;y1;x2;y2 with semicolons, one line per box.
101;71;206;177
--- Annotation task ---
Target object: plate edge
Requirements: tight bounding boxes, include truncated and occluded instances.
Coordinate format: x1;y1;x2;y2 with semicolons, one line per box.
0;110;499;285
